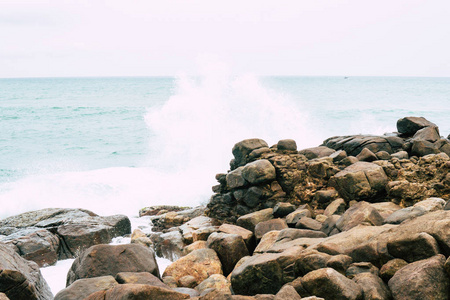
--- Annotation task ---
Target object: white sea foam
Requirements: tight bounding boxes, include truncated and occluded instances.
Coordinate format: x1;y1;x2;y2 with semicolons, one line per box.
0;63;317;218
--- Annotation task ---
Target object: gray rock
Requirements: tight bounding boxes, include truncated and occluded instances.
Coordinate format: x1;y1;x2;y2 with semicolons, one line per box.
396;116;437;136
232;139;269;168
207;232;249;276
335;201;384;232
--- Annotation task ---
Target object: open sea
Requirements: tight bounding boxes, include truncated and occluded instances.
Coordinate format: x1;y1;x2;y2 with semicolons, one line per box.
1;75;450;219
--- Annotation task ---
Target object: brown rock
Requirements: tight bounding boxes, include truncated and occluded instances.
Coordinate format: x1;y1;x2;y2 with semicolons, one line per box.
0;243;53;300
388;255;449;300
329;162;388;201
236;208;273;232
274;284;301;300
196;274;231;294
301;268;363;300
219;224;254;252
54;276;117;300
254;219;288;240
163;249;222;285
207;232;249;276
353;273;391;300
85;284;190;300
115;272;168;288
387;232;440;262
379;258;408;282
254;230;280;253
324;198;346;216
241;160;276;185
183;241;208;255
66;244;159;286
232;139;269;168
335;201;384;231
346;262;379;279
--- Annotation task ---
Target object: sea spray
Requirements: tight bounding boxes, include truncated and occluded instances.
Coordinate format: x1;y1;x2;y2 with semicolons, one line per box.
0;68;316;219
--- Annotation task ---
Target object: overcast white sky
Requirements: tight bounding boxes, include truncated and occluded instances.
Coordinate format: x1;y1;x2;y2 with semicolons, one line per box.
1;0;450;77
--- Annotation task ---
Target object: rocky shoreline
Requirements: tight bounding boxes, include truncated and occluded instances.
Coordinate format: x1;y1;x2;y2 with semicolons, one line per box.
1;116;450;299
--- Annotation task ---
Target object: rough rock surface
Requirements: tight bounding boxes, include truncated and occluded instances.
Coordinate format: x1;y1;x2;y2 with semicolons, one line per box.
0;243;53;300
66;244;159;286
388;255;449;300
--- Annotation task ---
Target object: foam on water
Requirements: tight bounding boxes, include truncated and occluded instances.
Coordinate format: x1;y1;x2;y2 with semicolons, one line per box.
0;65;317;219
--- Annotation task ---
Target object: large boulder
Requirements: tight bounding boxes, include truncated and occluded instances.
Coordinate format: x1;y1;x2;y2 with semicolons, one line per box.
231;247;303;295
329;162;388;201
396;116;437;137
0;243;53;300
335;201;384;232
0;208;131;261
352;273;391;300
0;228;59;267
66;244;159;286
232;139;269;169
241;160;276;185
163;249;222;286
301;268;363;300
388;255;449;300
85;284;190;300
236;208;273;232
207;232;249;276
54;276;118;300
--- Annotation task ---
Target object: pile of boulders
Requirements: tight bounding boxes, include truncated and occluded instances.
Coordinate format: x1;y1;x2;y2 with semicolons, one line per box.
2;116;450;300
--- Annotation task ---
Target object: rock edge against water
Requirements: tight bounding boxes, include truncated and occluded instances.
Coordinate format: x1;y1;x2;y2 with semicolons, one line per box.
2;116;450;299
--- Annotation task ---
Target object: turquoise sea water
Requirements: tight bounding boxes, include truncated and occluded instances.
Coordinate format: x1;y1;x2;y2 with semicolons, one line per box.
1;75;450;218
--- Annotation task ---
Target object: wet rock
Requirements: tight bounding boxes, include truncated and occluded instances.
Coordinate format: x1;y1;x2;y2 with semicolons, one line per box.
353;273;391;300
151;206;206;231
163;249;222;286
329;162;388;201
0;228;59;267
151;230;185;262
207;232;249;276
66;244;159;286
301;268;363;300
0;208;131;260
54;276;118;300
241;160;276;185
0;243;53;300
388;255;449;300
179;216;220;244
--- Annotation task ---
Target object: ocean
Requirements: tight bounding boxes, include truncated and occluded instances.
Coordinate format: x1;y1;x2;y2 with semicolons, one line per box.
1;75;450;219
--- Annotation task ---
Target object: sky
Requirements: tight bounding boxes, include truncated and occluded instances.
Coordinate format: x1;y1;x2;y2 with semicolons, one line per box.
1;0;450;78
